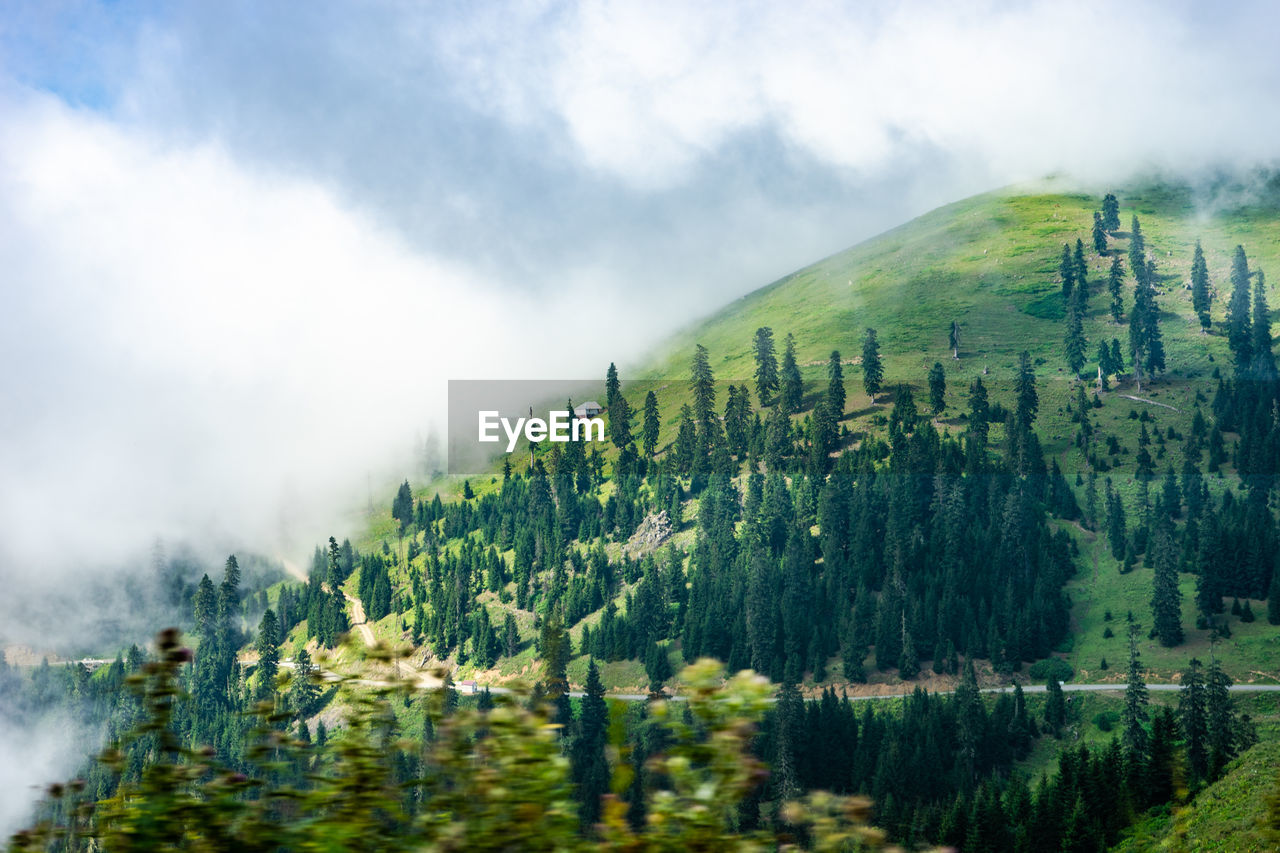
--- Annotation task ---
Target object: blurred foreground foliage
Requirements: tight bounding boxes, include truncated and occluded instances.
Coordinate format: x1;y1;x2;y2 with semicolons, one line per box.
10;629;900;852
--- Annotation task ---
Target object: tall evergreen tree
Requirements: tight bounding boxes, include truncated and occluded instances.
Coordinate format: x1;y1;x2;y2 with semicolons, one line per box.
1108;255;1125;322
1064;292;1087;376
571;659;610;828
642;391;660;458
1074;238;1089;290
928;362;947;415
1102;193;1121;232
1191;240;1212;331
1060;243;1076;303
1014;351;1038;430
752;327;779;406
1250;269;1275;380
826;350;846;418
1129;216;1146;289
780;333;803;413
1227;245;1254;371
1178;657;1209;783
1093;211;1108;254
1129;269;1165;389
608;392;633;449
690;345;716;430
255;608;280;701
605;362;620;410
862;328;883;401
1122;620;1150;758
1151;519;1184;646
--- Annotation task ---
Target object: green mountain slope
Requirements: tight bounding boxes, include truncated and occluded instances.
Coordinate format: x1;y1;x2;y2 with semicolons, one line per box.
337;177;1280;694
1113;739;1280;852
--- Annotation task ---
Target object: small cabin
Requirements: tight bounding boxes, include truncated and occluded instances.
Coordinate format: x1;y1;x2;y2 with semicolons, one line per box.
458;679;478;695
574;401;603;418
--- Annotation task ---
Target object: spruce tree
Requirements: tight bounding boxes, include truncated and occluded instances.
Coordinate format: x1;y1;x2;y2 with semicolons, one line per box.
1060;243;1076;303
752;327;778;406
1227;245;1254;371
255;608;280;701
1075;238;1089;289
1065;292;1087;376
1206;657;1242;777
928;362;947;415
571;659;610;828
1129;216;1146;289
1150;519;1184;646
780;333;803;413
861;328;883;401
1122;620;1150;758
1191;240;1212;331
690;344;716;430
1014;351;1038;430
1102;193;1121;232
826;350;846;417
1179;657;1209;784
608;392;633;449
1093;211;1108;254
1251;270;1275;380
642;391;660;458
605;362;620;410
1108;256;1125;322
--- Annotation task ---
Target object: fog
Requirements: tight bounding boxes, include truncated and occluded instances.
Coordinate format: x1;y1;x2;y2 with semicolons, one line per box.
4;0;1280;836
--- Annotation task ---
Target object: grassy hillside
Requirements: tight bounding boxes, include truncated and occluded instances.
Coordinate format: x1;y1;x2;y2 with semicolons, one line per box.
350;176;1280;691
1113;739;1280;852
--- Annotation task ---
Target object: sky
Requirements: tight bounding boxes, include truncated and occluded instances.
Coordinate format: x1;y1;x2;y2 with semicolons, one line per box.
4;0;1280;643
5;0;1280;835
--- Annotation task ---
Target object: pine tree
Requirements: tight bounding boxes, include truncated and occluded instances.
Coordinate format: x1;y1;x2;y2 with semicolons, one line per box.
1065;291;1087;376
752;327;779;406
1014;351;1038;430
1093;211;1108;254
1206;657;1242;777
780;333;803;413
1060;243;1076;303
1178;657;1209;783
1251;270;1275;380
1227;245;1254;371
1108;256;1125;322
608;392;633;449
1122;620;1150;758
928;362;947;415
826;350;846;418
605;362;620;410
1075;238;1089;290
1129;268;1165;390
690;345;716;430
1102;193;1121;232
1191;240;1212;331
1129;216;1146;289
571;658;611;828
1106;479;1127;561
1150;519;1184;646
862;328;883;401
255;608;280;701
642;391;660;458
288;647;320;716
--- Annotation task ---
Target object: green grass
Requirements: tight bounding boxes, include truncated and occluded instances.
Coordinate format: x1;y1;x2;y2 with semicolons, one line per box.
1113;739;1280;852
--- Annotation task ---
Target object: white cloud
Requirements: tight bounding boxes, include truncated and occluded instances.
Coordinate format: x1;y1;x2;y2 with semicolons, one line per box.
0;89;649;634
443;0;1280;189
